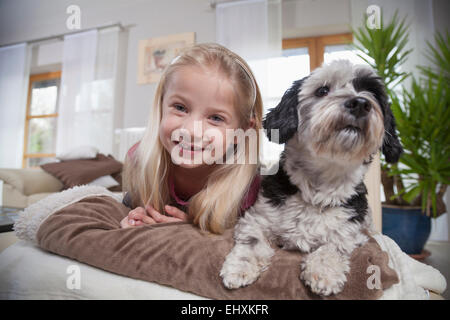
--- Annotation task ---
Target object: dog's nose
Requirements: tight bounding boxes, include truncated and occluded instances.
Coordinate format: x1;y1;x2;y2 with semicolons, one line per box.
344;97;371;118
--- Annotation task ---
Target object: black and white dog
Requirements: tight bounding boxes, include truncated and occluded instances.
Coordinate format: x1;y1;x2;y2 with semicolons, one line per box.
220;60;403;296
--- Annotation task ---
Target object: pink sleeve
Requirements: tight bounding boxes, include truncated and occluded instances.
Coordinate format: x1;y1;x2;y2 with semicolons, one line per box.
240;175;261;213
127;141;140;160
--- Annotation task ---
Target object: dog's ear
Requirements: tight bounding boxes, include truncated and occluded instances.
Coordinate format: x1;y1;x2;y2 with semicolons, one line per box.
263;78;304;144
371;78;403;163
353;73;403;163
382;103;403;163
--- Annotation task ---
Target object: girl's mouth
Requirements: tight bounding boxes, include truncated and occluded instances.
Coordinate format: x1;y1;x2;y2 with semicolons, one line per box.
174;141;205;152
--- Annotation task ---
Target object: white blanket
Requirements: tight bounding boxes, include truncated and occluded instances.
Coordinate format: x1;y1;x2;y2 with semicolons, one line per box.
0;241;206;300
373;234;446;299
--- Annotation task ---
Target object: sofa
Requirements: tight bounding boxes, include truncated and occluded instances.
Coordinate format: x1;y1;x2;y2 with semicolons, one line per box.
0;168;63;208
0;165;446;299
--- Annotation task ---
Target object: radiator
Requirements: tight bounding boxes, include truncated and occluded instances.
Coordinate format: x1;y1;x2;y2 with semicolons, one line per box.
114;127;146;161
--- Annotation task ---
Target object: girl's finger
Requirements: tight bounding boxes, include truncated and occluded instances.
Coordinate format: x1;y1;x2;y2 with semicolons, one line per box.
120;216;132;228
130;219;144;226
146;204;181;223
146;204;170;222
128;207;146;218
130;212;156;225
129;210;146;220
164;205;188;221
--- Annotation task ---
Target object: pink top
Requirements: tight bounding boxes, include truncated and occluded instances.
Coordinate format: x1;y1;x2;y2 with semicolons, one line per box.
127;142;140;160
169;174;261;214
239;175;261;212
169;177;190;206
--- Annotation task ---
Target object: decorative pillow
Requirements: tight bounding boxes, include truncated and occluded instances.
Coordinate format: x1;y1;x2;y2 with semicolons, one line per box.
56;146;99;161
41;154;122;189
108;171;123;192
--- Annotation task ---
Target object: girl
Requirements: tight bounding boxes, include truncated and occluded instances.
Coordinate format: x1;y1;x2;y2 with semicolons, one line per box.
120;43;263;234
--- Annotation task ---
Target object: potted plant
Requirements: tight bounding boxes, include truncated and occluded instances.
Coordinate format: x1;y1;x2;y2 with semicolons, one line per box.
353;12;450;257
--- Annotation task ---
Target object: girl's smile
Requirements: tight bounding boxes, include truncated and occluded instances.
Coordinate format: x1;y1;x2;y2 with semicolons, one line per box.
174;140;207;157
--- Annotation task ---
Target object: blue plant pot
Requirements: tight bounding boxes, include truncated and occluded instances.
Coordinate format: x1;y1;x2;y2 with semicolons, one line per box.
382;206;431;254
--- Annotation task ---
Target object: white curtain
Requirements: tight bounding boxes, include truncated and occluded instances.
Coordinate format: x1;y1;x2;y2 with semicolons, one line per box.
0;43;30;168
216;0;281;60
216;0;281;96
216;0;282;166
56;27;120;156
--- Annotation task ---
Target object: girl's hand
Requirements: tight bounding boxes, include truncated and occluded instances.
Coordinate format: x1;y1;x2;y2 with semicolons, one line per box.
146;204;188;223
120;207;156;228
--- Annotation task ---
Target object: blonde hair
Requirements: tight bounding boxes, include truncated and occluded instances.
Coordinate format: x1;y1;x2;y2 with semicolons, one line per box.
123;43;263;234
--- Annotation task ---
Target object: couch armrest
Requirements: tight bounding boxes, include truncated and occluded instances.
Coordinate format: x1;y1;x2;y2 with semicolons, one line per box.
0;169;25;193
0;168;63;195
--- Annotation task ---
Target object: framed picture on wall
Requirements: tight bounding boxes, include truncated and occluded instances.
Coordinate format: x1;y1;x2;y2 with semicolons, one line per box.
137;32;196;84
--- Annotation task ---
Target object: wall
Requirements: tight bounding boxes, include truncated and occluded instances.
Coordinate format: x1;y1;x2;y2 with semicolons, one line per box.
432;0;450;34
282;0;351;38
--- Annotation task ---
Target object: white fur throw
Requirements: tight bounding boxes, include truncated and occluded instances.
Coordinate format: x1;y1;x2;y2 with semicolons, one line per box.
14;185;122;243
373;234;447;299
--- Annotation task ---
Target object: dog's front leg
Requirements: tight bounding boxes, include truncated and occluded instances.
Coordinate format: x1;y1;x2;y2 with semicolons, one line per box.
220;220;274;289
220;240;274;289
300;243;351;296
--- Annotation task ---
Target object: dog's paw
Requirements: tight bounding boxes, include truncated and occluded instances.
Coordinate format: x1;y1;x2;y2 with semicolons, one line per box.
220;259;261;289
300;265;347;296
299;248;350;296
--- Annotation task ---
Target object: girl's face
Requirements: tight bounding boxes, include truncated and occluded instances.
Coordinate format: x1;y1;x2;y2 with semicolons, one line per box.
159;65;245;169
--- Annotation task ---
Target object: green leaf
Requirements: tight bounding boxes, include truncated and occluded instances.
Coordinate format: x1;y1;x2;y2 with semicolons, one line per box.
402;185;422;203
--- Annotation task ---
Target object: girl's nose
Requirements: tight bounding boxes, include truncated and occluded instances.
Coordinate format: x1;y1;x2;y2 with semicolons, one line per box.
181;118;204;144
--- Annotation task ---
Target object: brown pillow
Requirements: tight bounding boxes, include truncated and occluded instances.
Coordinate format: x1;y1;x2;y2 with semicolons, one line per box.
41;154;122;189
36;196;399;300
108;171;123;192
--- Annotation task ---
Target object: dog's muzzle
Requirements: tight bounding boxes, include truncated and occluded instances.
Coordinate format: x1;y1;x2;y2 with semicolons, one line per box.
344;97;371;118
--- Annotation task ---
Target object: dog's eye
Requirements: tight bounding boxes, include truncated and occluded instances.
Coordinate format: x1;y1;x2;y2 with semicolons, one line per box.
315;86;330;97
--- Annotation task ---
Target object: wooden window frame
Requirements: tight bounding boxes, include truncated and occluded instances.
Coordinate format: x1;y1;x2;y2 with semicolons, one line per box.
282;33;353;71
23;71;61;168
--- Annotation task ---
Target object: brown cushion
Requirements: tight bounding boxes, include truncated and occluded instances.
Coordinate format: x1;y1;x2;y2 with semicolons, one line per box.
40;154;122;189
108;171;123;192
36;196;399;300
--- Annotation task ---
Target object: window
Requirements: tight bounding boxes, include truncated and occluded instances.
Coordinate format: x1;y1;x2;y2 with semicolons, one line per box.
282;33;365;71
23;72;61;168
267;47;310;102
258;47;311;163
323;43;366;65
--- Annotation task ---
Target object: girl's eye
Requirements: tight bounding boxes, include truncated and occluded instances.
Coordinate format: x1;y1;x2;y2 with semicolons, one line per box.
315;86;330;97
173;104;187;112
210;115;224;123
